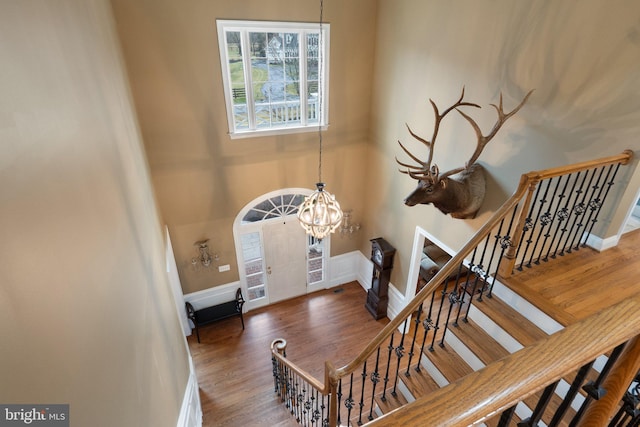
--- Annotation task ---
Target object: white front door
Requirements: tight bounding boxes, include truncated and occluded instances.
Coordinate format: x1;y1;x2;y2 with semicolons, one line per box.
263;219;307;303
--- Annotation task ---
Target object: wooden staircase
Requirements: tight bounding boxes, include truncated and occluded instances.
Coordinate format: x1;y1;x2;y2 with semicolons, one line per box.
363;275;594;426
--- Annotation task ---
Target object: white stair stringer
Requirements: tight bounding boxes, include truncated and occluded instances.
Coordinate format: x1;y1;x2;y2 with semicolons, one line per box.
466;303;524;354
418;352;449;388
443;329;485;372
489;279;564;335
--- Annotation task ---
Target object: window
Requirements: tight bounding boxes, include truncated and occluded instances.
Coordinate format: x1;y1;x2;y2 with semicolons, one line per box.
216;20;329;138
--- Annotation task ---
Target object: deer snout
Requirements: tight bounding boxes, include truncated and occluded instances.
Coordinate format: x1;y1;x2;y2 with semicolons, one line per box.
404;197;418;206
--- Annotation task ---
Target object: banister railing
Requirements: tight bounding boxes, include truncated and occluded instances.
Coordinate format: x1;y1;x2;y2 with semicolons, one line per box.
271;150;634;427
367;295;640;426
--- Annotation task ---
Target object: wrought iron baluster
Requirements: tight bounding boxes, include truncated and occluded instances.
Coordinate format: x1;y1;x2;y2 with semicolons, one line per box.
520;180;545;269
491;204;518;291
463;268;483;323
545;174;572;261
302;382;311;427
439;274;457;347
286;365;293;411
552;171;581;258
391;318;408;395
294;373;302;422
416;302;433;373
344;372;355;425
321;392;327;427
582;163;622;247
405;302;423;376
563;168;596;255
381;333;395;401
432;274;452;348
450;262;468;326
368;347;381;421
312;389;322;426
482;221;506;297
526;178;554;267
428;289;441;352
514;182;541;270
548;361;594;427
498;405;517;427
336;378;343;426
536;176;563;263
475;232;492;301
518;380;558;426
357;360;367;426
456;246;478;325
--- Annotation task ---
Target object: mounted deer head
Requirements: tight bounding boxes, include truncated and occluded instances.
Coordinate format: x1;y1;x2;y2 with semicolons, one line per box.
396;87;533;219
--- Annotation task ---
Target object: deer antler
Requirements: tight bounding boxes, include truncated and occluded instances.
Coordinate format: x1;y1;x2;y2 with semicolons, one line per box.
396;87;480;184
439;89;535;180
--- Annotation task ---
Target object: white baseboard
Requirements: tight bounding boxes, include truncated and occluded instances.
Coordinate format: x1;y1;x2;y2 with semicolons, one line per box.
584;233;620;251
184;281;242;311
177;357;202;427
186;250;405;323
329;250;361;287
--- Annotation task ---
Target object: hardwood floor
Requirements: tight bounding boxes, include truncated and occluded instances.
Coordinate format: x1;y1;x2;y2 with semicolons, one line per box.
504;228;640;325
188;229;640;426
188;282;389;427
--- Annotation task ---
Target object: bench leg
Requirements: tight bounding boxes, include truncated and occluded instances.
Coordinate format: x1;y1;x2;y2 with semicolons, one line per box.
195;325;201;343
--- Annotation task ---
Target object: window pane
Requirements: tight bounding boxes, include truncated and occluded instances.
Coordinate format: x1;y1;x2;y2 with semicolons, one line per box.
233;105;249;129
307;33;319;58
226;31;242;60
249;32;267;58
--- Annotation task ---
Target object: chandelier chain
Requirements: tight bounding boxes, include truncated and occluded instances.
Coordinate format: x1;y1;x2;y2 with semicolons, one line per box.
318;0;324;183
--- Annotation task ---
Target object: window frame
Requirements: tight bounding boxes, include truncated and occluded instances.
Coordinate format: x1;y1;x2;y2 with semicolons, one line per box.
216;19;330;139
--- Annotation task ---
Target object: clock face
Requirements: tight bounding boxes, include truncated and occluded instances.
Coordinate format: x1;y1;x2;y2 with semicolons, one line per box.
373;248;383;265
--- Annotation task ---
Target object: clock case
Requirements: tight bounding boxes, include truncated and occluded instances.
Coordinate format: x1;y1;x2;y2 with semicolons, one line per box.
365;237;396;320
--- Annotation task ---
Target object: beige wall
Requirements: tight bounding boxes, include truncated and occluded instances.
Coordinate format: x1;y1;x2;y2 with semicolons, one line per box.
369;0;640;293
110;0;378;294
111;0;640;298
0;1;190;425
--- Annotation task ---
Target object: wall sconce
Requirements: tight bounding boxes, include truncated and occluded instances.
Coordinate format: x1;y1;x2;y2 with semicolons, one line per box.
191;239;219;270
339;209;361;237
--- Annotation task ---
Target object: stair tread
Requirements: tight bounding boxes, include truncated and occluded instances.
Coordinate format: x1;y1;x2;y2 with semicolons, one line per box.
449;318;511;365
473;294;549;346
400;365;439;399
424;342;474;383
374;390;408;415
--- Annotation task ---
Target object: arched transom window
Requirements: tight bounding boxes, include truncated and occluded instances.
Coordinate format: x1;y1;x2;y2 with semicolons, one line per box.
242;193;306;223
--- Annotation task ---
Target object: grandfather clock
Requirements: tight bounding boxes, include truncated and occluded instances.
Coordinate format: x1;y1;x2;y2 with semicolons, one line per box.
365;237;396;320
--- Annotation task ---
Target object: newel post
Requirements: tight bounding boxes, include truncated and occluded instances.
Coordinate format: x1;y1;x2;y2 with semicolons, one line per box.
498;177;539;278
576;335;640;426
326;361;339;427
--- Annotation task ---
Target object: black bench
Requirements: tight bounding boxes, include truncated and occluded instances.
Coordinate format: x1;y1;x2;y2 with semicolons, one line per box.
186;288;245;343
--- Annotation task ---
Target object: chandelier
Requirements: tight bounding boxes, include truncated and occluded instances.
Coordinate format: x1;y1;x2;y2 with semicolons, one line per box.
297;0;343;239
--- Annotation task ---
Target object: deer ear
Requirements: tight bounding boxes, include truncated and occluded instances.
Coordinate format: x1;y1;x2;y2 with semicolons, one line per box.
440;180;447;189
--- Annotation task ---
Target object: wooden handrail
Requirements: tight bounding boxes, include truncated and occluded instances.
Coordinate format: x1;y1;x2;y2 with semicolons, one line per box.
368;295;640;426
524;149;633;182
